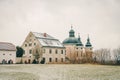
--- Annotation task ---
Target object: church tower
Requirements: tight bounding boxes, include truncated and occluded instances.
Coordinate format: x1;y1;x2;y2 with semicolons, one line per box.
63;26;93;63
75;34;84;63
85;35;93;63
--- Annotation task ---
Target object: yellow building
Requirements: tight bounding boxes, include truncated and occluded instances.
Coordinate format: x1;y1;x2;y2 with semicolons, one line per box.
21;32;65;64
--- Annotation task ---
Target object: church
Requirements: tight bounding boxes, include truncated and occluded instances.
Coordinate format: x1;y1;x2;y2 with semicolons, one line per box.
63;26;93;63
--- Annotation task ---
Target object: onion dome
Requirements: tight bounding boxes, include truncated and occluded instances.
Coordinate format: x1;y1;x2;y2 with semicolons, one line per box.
63;26;79;44
76;34;83;46
85;35;92;47
63;37;79;44
69;27;75;37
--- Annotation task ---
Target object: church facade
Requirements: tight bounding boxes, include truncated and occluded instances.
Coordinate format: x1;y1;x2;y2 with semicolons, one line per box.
63;27;93;63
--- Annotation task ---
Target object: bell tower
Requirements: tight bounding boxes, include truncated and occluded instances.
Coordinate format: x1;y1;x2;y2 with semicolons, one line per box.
85;35;93;63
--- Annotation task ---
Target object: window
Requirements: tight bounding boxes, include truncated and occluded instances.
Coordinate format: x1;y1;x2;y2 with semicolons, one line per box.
29;43;32;46
34;43;36;46
49;49;52;54
61;50;63;54
10;54;12;56
55;49;58;54
49;58;52;62
55;58;57;62
25;44;27;47
29;50;32;54
81;48;83;49
3;54;5;55
61;58;63;62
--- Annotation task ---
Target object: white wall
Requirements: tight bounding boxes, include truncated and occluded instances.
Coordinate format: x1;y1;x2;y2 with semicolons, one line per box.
0;50;16;63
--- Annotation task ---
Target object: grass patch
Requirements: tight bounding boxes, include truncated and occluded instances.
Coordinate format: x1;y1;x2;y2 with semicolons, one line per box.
0;64;120;80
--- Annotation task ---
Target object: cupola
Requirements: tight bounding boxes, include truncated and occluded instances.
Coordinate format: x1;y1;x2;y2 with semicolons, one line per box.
85;35;92;47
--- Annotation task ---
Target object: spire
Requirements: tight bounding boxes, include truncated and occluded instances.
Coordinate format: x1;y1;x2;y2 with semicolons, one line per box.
76;33;83;46
85;34;92;47
69;25;75;37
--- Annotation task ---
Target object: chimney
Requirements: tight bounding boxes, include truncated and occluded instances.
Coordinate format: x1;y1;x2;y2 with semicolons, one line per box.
44;33;47;37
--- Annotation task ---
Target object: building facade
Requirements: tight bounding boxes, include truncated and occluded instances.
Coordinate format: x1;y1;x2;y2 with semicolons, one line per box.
63;27;93;63
21;32;65;64
0;42;16;64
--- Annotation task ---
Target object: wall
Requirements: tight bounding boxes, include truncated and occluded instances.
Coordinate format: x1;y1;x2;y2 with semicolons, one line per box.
42;47;66;64
0;50;16;63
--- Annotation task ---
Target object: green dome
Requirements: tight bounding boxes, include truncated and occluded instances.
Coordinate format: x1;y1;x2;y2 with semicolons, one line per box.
85;36;92;47
69;28;75;37
69;29;74;33
63;37;78;44
76;35;83;46
63;27;83;46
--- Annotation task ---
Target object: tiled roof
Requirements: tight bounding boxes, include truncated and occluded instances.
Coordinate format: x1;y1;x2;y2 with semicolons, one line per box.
0;42;16;51
33;32;64;48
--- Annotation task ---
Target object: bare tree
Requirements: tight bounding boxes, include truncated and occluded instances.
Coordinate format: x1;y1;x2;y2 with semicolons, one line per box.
93;48;111;64
113;46;120;64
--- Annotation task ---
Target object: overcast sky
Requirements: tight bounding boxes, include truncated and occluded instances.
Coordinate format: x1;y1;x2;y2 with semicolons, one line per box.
0;0;120;50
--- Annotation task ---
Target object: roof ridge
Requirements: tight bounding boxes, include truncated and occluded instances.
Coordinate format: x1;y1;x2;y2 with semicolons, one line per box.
0;42;13;44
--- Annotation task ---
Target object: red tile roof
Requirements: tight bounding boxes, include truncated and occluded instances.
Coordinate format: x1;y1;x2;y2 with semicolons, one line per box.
0;42;16;51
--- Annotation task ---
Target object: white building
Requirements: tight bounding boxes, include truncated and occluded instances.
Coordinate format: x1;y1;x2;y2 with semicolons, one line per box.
0;42;16;64
21;32;66;64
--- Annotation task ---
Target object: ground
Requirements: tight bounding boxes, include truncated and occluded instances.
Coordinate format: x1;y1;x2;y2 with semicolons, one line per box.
0;64;120;80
